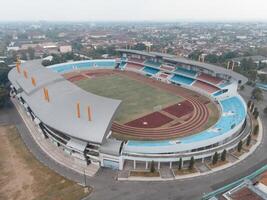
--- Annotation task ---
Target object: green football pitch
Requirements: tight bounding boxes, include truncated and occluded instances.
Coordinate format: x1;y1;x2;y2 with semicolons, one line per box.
76;74;183;123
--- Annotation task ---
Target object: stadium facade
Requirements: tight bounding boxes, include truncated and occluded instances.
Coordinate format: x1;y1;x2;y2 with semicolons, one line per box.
8;50;250;170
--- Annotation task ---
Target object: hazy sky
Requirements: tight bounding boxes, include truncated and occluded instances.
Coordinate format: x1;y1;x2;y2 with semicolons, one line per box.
1;0;267;22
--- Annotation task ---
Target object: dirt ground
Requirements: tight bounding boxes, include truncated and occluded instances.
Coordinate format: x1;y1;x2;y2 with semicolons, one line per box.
0;125;90;200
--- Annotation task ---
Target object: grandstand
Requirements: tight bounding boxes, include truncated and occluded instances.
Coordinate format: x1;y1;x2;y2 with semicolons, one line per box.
175;66;197;77
142;66;160;75
170;74;195;85
193;80;219;93
8;49;250;171
198;73;223;85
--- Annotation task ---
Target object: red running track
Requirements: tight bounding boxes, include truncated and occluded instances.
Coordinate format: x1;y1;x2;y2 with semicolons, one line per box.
125;112;173;128
111;92;210;140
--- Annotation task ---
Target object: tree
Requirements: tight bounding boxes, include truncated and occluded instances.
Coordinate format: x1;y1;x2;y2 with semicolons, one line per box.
237;140;243;152
246;134;251;146
253;125;259;135
205;54;219;64
264;107;267;115
253;107;258;115
42;59;52;66
21;51;28;60
240;85;245;91
188;50;203;61
250;102;255;112
212;152;219;165
133;43;146;51
254;111;259;119
251;88;264;101
247;100;252;109
189;157;195;170
150;161;155;173
27;47;35;60
0;65;10;85
258;74;267;83
0;86;9;108
178;158;182;170
221;150;227;161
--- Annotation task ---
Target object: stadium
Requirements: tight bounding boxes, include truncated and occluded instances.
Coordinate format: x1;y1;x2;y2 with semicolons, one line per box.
8;49;250;171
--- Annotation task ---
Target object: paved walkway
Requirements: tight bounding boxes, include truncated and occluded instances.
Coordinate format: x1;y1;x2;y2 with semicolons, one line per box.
12;98;99;177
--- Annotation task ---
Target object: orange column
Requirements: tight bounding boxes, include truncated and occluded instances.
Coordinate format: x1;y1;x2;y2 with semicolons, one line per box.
23;69;28;79
31;77;36;86
43;88;49;102
77;102;81;118
45;88;50;102
16;62;21;73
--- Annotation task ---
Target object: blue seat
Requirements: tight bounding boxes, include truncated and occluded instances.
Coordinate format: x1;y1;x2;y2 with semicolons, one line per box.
142;67;160;75
49;60;116;72
175;67;197;77
144;60;161;68
170;74;195;85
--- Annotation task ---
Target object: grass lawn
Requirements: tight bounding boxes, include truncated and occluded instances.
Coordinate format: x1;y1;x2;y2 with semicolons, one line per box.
0;125;91;200
76;74;183;123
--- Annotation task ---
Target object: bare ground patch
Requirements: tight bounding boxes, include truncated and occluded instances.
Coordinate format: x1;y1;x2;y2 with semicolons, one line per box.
0;125;91;200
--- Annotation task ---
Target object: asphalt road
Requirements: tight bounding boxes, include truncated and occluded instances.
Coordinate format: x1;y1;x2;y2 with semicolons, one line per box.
1;87;266;200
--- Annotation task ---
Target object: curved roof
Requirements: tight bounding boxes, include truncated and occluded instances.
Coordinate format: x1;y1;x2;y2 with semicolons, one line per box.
117;49;248;85
8;60;121;144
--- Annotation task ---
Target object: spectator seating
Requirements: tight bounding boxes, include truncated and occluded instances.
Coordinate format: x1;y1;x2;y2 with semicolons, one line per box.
170;74;195;85
125;63;144;70
197;73;223;85
142;66;160;75
161;65;175;71
193;80;219;93
175;66;197;77
144;60;162;68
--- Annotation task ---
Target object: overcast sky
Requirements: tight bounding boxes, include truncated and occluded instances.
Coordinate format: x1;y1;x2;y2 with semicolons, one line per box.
1;0;267;22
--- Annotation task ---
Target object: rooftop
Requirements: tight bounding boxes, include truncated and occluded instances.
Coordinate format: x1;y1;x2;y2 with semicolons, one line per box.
117;49;248;85
8;60;121;144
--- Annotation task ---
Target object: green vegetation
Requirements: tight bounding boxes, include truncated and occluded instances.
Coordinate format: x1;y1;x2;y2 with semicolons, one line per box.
251;88;264;101
247;100;252;109
253;124;259;135
264;107;267;115
221;150;227;161
189;157;195;170
76;74;182;122
212;152;219;165
150;161;155;173
258;74;267;84
246;134;251;146
0;63;11;108
237;140;243;152
178;158;182;170
130;170;160;177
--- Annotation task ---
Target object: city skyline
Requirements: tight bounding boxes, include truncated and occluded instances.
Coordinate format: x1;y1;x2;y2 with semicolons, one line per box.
1;0;267;22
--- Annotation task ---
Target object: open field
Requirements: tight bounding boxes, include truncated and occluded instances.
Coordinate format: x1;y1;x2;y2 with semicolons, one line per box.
0;125;91;200
76;74;183;123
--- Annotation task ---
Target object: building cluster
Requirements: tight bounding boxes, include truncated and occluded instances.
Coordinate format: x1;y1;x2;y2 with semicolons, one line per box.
1;22;267;62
